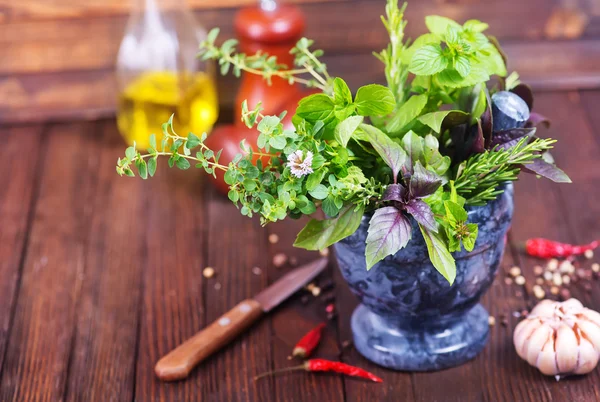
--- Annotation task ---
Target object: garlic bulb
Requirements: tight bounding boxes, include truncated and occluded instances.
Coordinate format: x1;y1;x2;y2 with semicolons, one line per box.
514;298;600;379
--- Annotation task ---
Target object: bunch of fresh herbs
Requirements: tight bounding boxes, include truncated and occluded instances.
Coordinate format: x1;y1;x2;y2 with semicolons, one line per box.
117;0;569;284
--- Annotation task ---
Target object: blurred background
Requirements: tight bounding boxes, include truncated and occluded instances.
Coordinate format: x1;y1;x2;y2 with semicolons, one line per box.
1;0;599;127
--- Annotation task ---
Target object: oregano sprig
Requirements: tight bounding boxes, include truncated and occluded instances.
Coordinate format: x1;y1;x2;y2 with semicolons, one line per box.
199;29;332;92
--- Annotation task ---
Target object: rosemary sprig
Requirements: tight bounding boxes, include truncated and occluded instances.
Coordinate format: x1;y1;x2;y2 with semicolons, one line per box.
454;137;556;205
199;29;332;92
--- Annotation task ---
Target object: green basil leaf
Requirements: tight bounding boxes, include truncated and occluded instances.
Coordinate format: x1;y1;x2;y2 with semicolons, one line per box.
401;131;424;168
435;65;489;88
463;223;479;252
354;84;396;116
386;94;428;135
401;33;440;65
334;115;364;147
360;124;407;181
135;159;148;180
295;94;336;126
419;223;456;284
417;110;469;133
444;200;468;225
425;15;461;36
228;190;239;202
409;45;448;76
333;77;353;106
294;204;365;250
365;207;412;270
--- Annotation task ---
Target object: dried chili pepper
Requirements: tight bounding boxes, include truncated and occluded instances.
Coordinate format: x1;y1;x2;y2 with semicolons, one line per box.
255;359;383;383
525;238;599;259
293;323;325;358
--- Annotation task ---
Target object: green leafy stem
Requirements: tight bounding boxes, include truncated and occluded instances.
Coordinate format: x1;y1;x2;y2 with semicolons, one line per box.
199;29;332;92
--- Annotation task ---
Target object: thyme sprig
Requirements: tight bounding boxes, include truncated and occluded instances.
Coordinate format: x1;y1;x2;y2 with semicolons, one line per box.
454;137;556;205
199;29;332;92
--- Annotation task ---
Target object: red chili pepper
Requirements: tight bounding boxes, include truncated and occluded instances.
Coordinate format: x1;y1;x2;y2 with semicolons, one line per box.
525;238;599;259
255;359;383;383
292;323;325;358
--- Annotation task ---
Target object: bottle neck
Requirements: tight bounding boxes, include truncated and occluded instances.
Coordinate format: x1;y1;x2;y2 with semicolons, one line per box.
131;0;187;13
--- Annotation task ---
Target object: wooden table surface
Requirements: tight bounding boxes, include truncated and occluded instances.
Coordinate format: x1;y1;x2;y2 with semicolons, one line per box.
1;89;599;402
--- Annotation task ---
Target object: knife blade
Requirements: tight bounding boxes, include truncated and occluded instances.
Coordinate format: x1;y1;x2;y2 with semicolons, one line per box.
154;257;328;381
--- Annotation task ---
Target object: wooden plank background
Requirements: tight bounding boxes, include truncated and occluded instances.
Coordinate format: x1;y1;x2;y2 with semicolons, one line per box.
1;0;600;124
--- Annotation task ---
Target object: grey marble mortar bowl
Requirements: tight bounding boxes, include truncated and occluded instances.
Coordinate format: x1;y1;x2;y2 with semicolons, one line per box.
333;184;514;371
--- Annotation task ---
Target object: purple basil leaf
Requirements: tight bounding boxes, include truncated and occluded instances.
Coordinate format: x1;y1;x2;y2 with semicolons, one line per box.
481;91;493;148
523;158;572;183
470;120;485;154
405;199;437;232
365;207;412;270
510;84;534;111
525;112;551;129
361;123;407;182
409;161;442;199
490;127;536;150
383;183;408;202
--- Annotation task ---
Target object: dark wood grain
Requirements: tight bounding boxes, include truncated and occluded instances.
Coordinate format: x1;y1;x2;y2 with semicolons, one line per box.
266;219;346;402
63;121;144;402
0;122;100;401
198;188;273;402
133;148;207;401
0;125;43;379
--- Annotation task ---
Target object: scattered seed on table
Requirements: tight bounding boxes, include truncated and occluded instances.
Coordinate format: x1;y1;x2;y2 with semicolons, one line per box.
325;303;335;313
552;273;563;286
509;266;521;277
488;316;496;326
536;278;544;285
512;311;521;318
533;285;545;299
252;266;263;275
577;268;587;278
562;275;571;284
559;260;573;273
501;318;508;327
214;282;222;290
543;271;553;281
548;259;559;271
311;287;322;297
533;265;544;276
550;286;559;295
515;276;526;285
319;248;330;257
585;249;594;259
504;277;513;285
521;310;529;317
203;267;215;278
273;253;288;268
342;340;352;349
268;233;280;244
592;263;600;273
289;256;298;266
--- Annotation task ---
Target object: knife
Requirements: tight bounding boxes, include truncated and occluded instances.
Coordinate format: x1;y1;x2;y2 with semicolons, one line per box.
154;257;329;381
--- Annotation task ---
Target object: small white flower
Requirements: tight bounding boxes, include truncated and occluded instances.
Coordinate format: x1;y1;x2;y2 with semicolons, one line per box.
287;150;314;178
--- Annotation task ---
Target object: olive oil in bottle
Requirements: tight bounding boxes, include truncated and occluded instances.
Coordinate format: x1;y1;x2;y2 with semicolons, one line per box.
117;71;218;149
116;0;217;147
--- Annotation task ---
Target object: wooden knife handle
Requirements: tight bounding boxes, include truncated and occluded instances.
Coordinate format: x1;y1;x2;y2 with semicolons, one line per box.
155;299;263;381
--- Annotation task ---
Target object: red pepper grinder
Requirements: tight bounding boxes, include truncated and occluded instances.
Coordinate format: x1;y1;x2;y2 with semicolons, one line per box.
205;0;313;195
